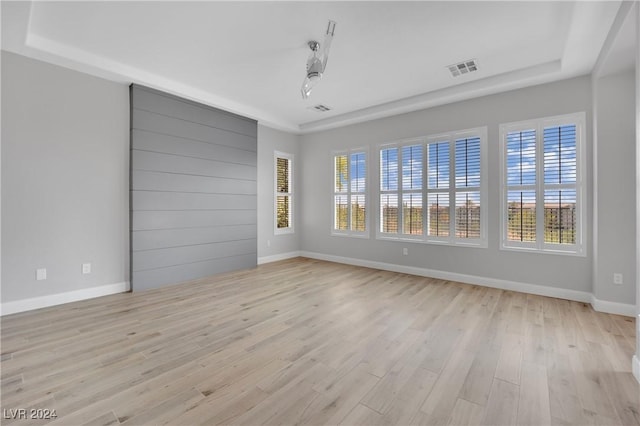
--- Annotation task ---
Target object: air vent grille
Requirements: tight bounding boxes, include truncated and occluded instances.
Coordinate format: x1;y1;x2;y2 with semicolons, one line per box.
447;59;478;77
309;104;331;112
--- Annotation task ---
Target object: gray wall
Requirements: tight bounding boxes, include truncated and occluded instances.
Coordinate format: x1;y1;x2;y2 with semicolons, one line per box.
257;125;300;260
300;76;594;294
130;85;257;291
635;1;640;370
1;51;130;302
2;50;634;315
594;70;636;304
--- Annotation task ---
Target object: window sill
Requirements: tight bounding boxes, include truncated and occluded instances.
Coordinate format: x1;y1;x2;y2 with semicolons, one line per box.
331;231;370;239
499;244;586;257
275;228;295;235
376;234;487;248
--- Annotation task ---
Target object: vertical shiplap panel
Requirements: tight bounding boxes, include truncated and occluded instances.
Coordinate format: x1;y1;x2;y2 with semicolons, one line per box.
130;85;257;291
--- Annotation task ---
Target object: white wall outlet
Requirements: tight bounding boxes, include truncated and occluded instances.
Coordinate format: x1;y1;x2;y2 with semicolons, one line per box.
267;240;271;248
36;268;47;281
613;273;623;285
403;247;408;256
82;263;91;274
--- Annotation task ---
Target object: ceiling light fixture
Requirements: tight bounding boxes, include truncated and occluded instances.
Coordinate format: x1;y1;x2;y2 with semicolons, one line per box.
301;20;336;99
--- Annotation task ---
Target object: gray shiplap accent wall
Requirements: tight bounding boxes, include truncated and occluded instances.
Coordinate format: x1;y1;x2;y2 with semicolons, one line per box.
130;85;257;291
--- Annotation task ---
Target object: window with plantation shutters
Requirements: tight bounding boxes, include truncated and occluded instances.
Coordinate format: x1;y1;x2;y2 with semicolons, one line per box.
380;147;399;234
333;149;368;236
505;129;536;243
427;140;450;238
402;145;423;235
500;112;584;255
455;136;481;239
377;127;487;247
543;125;577;245
275;152;293;233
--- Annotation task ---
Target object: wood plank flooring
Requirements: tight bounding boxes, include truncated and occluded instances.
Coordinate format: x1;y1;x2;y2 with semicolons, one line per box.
1;257;638;426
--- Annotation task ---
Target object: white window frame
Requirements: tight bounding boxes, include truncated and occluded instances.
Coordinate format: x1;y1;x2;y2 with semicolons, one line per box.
331;148;369;238
274;151;294;235
499;112;586;256
376;127;488;247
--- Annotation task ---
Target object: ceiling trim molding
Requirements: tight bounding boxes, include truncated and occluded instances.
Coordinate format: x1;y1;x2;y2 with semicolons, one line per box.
24;33;300;132
1;1;621;136
299;60;563;133
0;0;300;133
592;0;634;79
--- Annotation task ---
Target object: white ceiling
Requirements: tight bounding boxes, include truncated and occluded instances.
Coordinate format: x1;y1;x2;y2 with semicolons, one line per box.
1;1;624;133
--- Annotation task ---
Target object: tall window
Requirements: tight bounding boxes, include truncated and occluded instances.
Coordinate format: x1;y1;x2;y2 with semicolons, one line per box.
426;140;450;238
500;112;584;254
380;146;399;234
333;149;367;236
380;142;425;236
378;128;487;246
275;152;293;233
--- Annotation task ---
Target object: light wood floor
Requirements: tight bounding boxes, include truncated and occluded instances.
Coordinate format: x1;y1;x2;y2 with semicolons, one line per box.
1;258;638;426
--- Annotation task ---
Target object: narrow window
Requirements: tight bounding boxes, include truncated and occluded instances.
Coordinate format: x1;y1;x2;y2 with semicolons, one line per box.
333;149;368;236
454;136;482;239
380;147;399;234
402;145;423;235
275;152;293;233
426;140;450;238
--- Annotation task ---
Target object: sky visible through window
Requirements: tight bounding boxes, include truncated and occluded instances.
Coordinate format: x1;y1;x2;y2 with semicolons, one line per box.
428;142;449;189
402;145;422;190
350;152;366;192
381;148;398;193
506;125;577;204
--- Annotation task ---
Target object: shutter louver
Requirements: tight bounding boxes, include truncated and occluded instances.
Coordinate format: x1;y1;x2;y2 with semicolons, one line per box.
543;124;577;245
454;137;481;239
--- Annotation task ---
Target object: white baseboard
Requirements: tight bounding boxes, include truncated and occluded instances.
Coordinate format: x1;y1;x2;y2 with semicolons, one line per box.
590;295;637;317
0;281;130;316
2;254;635;319
299;251;635;317
258;251;302;265
633;355;640;384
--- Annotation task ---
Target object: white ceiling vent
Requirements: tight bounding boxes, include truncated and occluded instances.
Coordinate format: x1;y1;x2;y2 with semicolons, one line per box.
447;59;478;77
308;104;332;112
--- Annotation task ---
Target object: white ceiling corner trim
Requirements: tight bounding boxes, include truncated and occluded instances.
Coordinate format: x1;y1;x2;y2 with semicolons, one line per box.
1;1;624;135
2;1;298;132
25;33;300;132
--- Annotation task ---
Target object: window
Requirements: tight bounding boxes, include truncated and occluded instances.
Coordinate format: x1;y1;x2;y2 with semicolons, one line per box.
275;152;293;233
426;139;450;239
500;112;585;255
380;141;424;237
333;149;368;236
378;127;487;246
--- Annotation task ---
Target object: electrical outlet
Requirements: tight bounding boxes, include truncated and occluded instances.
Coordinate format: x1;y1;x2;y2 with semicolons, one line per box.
267;240;271;248
403;247;408;256
82;263;91;274
613;273;623;285
36;268;47;281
